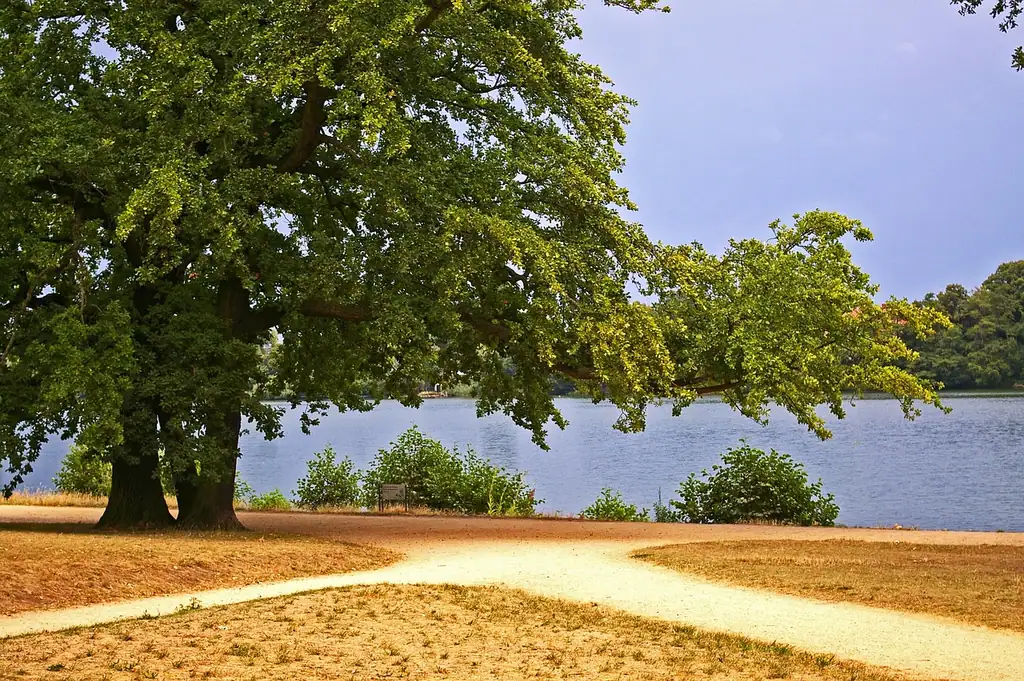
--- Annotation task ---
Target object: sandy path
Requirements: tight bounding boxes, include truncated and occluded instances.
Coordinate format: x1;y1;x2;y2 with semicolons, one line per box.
3;506;1024;681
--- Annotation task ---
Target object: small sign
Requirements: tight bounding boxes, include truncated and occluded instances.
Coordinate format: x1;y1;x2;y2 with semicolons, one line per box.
381;484;407;502
378;483;409;512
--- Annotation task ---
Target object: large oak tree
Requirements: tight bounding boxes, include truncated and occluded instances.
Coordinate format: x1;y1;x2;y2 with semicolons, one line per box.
1;0;945;529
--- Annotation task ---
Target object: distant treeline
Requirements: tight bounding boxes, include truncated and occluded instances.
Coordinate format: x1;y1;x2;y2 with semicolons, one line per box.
904;260;1024;390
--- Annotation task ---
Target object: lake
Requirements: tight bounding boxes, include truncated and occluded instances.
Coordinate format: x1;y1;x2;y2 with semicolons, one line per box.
13;395;1024;532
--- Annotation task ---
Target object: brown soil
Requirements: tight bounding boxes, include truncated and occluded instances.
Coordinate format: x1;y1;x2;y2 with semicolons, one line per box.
636;540;1024;633
0;523;397;615
3;504;1023;548
0;584;918;681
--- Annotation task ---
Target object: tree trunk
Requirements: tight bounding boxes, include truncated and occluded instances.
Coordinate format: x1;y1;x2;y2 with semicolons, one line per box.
172;276;251;531
174;475;241;530
97;405;174;529
174;401;244;530
96;279;176;530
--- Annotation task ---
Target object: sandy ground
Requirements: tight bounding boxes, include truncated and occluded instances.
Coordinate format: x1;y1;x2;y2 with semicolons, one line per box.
2;506;1023;681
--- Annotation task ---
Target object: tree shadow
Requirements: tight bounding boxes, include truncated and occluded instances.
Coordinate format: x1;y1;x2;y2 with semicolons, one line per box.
0;522;251;537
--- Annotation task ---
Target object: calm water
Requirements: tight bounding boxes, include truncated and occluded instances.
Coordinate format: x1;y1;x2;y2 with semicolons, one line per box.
15;396;1024;531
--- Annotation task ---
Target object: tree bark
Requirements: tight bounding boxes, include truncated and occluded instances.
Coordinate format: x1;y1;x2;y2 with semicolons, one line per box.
96;402;174;529
175;277;248;530
96;275;176;530
97;456;174;529
174;404;244;530
174;475;241;530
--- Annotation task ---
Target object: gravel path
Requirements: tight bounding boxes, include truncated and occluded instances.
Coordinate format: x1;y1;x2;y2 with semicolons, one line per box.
3;506;1023;681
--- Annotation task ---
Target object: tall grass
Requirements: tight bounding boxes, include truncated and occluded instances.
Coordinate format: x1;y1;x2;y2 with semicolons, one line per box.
0;491;179;509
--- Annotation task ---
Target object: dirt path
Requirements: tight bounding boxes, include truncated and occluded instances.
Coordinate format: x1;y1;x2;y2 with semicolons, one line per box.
3;506;1023;681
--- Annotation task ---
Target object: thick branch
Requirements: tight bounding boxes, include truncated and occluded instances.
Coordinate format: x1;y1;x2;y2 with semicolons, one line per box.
415;0;455;33
25;292;66;310
28;176;107;222
0;283;34;369
244;297;743;396
298;299;372;322
236;299;371;339
554;363;739;396
276;82;331;173
440;73;516;95
690;382;739;396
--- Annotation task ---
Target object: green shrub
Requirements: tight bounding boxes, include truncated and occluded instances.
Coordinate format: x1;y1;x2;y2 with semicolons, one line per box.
360;426;539;516
580;488;649;522
672;441;839;526
652;488;681;523
248;489;292;511
293;446;361;509
459;449;538;516
234;477;255;503
358;427;452;509
53;444;111;496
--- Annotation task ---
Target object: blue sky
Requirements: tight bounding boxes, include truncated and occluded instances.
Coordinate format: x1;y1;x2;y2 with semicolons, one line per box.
575;0;1023;300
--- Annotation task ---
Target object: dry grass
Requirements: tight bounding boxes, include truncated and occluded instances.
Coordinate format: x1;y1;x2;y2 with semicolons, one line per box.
0;584;921;681
1;492;575;518
0;524;397;616
636;540;1024;633
0;492;179;509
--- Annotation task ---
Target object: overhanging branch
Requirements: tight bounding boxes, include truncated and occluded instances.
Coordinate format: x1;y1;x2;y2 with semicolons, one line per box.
245;296;743;397
554;363;740;396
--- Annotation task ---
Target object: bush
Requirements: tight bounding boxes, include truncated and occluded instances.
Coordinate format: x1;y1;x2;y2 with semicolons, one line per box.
360;426;539;516
358;427;452;509
248;489;292;511
652;488;681;523
53;444;111;496
580;488;649;522
672;441;839;526
459;449;538;516
293;446;361;509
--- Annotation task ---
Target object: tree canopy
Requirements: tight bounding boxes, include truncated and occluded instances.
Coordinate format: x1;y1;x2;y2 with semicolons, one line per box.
1;0;947;528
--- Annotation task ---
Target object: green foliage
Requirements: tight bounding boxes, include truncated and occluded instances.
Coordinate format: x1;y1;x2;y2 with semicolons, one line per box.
951;0;1024;70
247;489;292;512
906;261;1024;389
360;427;539;516
672;442;839;526
580;488;650;522
654;211;950;440
53;444;111;497
460;449;539;516
358;427;451;509
652;489;682;523
234;477;256;503
293;446;361;509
